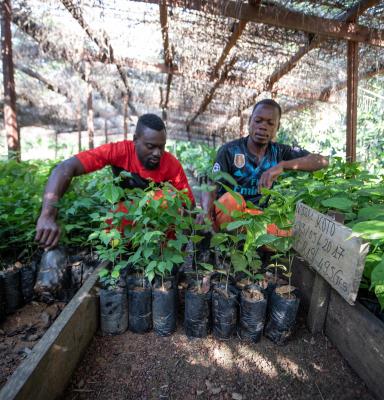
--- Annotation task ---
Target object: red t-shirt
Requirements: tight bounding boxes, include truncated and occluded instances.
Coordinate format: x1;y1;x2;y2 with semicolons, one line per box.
75;140;195;203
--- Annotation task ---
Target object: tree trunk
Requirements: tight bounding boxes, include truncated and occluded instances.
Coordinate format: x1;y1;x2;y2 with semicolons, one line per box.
1;0;20;160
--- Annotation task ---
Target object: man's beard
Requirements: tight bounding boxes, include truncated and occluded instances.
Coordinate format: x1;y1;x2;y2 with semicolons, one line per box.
143;159;160;170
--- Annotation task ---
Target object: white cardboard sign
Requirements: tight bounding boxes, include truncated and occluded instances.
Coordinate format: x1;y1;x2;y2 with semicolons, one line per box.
293;202;370;305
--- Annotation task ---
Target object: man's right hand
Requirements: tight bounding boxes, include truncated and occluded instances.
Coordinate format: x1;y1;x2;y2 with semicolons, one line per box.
35;214;61;250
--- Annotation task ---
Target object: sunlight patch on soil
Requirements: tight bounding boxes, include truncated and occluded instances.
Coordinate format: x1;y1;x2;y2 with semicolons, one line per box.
276;355;309;381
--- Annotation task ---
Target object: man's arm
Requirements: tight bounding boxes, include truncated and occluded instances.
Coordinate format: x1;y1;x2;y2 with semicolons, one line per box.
258;153;329;190
197;189;217;224
35;157;85;249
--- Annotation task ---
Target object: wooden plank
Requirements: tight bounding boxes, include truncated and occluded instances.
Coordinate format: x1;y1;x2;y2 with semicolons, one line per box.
346;40;359;162
326;291;384;400
307;274;331;333
293;202;369;305
291;256;315;312
0;263;105;400
130;0;384;47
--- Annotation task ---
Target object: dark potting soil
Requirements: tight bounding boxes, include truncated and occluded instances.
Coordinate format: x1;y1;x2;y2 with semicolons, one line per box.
62;317;375;400
0;300;65;389
0;249;98;389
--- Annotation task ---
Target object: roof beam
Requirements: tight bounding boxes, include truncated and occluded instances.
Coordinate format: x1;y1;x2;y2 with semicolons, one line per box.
216;0;380;131
12;12;137;114
284;62;384;114
210;20;247;80
186;17;247;128
15;63;73;101
131;0;384;46
60;0;137;115
186;56;237;129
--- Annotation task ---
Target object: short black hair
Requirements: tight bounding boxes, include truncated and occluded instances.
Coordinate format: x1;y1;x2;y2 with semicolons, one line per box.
136;113;166;135
251;99;282;119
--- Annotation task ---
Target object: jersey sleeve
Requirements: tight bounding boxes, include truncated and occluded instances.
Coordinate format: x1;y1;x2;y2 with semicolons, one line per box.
212;145;231;174
75;142;125;173
167;156;195;205
279;144;310;161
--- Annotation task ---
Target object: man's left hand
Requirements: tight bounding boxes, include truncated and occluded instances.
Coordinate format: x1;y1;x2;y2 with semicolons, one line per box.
258;164;284;191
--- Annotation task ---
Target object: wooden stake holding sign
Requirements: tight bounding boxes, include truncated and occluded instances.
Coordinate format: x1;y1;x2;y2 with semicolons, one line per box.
293;202;369;306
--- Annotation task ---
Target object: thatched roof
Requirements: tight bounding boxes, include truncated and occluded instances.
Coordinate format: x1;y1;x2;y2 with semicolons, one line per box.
2;0;384;141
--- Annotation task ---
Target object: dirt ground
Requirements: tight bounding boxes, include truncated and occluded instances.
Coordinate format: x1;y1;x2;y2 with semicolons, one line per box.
62;316;375;400
0;301;65;388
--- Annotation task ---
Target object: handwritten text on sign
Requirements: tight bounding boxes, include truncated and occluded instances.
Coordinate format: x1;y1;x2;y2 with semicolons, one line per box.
293;202;369;305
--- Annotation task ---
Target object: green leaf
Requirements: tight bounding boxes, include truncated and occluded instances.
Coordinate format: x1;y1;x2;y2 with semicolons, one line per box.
374;284;384;310
146;270;155;283
253;233;279;248
104;184;122;204
190;234;205;244
146;260;157;272
171;254;184;264
352;221;384;240
88;231;99;240
231;252;247;271
111;270;120;279
363;253;383;280
98;268;109;278
226;220;250;231
214;200;231;217
321;197;353;211
129;248;142;264
210;233;227;247
143;247;153;259
371;259;384;287
199;262;213;271
157;261;166;273
357;206;384;221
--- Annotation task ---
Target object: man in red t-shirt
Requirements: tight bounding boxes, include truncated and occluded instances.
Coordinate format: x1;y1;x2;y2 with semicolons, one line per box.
35;114;194;249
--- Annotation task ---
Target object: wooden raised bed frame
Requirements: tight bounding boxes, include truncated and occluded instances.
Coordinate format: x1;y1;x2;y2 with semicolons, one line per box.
0;263;104;400
292;256;384;400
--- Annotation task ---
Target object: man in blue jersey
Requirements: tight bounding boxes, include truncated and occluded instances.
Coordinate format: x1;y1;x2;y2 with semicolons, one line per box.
200;99;329;230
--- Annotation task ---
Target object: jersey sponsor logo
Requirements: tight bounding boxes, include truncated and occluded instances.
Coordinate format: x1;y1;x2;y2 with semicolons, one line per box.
234;153;245;168
212;162;221;173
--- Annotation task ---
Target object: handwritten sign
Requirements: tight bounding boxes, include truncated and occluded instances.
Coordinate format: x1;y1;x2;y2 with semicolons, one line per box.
293;202;370;305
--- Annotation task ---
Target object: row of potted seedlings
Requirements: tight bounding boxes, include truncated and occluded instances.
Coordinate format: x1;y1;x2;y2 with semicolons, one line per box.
93;181;300;344
0;248;97;322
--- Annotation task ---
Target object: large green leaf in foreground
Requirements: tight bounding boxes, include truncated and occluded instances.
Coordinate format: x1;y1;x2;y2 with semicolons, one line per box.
352;220;384;240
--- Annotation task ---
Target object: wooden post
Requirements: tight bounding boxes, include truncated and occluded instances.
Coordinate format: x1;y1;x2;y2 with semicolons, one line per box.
77;101;82;153
123;94;128;140
85;63;94;150
54;131;58;159
346;40;359;162
104;119;108;144
1;0;20;161
239;110;244;137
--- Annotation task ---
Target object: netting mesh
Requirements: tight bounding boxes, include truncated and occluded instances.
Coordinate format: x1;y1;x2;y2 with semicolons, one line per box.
1;0;383;140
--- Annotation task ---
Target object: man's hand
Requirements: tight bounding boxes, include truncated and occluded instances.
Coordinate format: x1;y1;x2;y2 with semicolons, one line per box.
35;214;61;250
258;164;284;191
